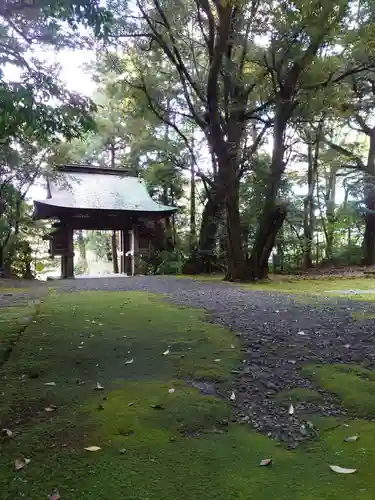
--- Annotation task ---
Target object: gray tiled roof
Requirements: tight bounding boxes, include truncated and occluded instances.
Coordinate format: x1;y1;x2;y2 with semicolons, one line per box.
36;171;176;213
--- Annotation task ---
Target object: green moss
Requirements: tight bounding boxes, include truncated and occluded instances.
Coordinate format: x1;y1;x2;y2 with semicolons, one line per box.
301;363;375;417
4;292;375;499
178;274;375;301
0;304;37;366
275;387;324;407
351;310;375;321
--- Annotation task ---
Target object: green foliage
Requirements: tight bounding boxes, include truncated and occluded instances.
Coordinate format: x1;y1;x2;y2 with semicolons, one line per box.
86;231;112;261
155;249;184;275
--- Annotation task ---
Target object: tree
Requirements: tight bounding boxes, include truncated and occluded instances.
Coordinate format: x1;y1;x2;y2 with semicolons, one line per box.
105;0;375;280
0;0;114;275
0;0;112;144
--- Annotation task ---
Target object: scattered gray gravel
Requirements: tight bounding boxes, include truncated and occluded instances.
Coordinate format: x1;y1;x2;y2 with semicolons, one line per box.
53;276;375;445
0;280;47;308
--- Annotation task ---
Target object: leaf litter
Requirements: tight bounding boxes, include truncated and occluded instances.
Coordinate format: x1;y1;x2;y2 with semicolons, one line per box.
260;458;272;466
344;435;359;442
48;489;61;500
329;465;357;474
45;405;57;412
14;457;30;471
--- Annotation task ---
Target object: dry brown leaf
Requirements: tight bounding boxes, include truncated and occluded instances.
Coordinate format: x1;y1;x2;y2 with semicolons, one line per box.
48;489;61;500
14;457;30;471
260;458;272;466
84;446;101;452
329;465;357;474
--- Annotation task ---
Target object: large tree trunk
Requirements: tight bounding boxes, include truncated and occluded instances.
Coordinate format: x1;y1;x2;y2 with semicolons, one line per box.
363;131;375;265
303;141;317;269
325;167;336;262
247;105;289;279
189;160;196;255
0;245;4;277
224;172;246;280
198;187;223;258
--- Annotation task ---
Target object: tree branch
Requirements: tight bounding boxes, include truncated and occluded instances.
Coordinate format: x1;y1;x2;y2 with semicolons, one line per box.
324;140;366;171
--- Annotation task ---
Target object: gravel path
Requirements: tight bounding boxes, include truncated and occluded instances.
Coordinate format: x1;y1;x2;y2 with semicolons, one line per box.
0;280;47;308
52;276;375;445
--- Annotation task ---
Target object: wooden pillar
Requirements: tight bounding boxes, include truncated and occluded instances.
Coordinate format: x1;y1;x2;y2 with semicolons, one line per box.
119;229;124;273
133;226;139;275
60;227;74;279
120;230;131;275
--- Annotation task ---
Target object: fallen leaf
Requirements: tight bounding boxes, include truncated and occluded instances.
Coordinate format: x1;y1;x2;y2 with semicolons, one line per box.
288;404;294;415
95;382;104;390
230;391;236;401
162;349;170;356
329;465;357;474
214;359;221;362
168;388;175;393
48;488;61;500
260;458;272;466
45;405;57;412
2;428;13;437
44;382;56;386
84;446;101;452
344;435;359;442
125;358;134;365
14;457;30;471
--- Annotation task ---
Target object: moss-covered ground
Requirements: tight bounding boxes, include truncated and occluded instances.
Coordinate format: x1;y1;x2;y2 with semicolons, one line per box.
1;291;375;499
179;274;375;295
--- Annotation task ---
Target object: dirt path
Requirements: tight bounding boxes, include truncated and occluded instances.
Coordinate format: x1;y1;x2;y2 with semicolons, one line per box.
48;276;375;445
